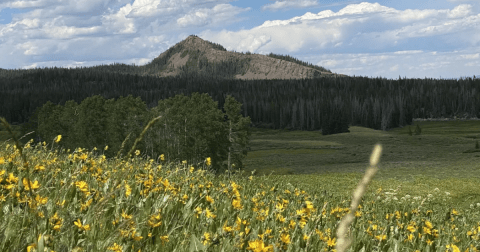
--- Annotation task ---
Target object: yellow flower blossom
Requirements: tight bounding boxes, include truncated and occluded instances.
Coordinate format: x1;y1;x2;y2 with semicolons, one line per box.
107;243;123;252
446;244;460;252
327;237;336;247
74;219;90;231
202;232;211;245
281;233;291;244
206;195;214;204
23;178;40;191
125;183;132;198
205;208;216;219
160;235;169;245
247;239;274;252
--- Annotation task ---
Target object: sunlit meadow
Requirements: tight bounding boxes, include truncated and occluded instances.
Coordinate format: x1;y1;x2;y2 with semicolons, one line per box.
0;117;479;252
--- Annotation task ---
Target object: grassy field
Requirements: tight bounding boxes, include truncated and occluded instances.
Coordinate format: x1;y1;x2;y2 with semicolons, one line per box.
1;120;480;251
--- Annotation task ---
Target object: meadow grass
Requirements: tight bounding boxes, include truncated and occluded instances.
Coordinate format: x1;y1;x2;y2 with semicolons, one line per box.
0;118;479;252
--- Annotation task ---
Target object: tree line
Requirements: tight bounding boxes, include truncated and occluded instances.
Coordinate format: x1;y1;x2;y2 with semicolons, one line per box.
27;93;250;173
1;66;480;136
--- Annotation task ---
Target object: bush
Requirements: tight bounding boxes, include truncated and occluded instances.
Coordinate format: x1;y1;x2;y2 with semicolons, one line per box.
414;124;422;135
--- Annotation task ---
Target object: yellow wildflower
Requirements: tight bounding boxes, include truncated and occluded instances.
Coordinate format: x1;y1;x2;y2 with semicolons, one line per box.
160;235;169;245
107;243;123;252
23;178;40;191
202;232;211;245
446;244;460;252
206;195;214;204
280;233;291;244
247;239;274;252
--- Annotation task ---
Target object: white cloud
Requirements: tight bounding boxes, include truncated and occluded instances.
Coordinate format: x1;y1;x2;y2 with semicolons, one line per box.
447;4;472;18
262;0;318;11
204;2;480;56
177;3;249;27
301;48;480;78
0;0;251;69
394;50;423;54
460;53;480;59
1;0;479;79
0;0;51;9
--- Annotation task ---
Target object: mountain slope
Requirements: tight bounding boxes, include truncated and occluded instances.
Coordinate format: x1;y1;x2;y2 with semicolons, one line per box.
143;35;342;79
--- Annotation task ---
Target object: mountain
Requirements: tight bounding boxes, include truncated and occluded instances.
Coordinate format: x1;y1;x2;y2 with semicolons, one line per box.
141;35;343;79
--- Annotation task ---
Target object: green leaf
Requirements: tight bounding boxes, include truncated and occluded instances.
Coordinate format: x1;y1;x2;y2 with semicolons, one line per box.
37;234;44;252
189;234;205;252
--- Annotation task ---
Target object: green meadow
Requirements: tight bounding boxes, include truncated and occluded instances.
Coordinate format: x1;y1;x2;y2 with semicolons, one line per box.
244;121;480;207
1;120;479;251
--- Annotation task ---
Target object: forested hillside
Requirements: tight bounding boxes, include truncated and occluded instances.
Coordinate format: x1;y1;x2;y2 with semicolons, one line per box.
1;66;480;136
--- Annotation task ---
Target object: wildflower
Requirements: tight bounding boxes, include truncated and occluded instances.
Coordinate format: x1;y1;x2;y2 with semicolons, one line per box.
206;195;214;204
423;226;432;235
135;150;140;156
405;233;414;242
75;181;89;194
206;157;211;166
375;234;387;241
303;233;310;241
55;135;62;143
289;220;296;229
232;198;243;210
7;173;18;184
74;219;90;231
121;210;133;219
160;235;169;245
104;145;108;150
223;225;233;233
280;233;291;244
160;154;165;161
107;243;123;252
50;212;63;231
131;229;143;241
34;164;45;171
407;225;416;233
23;178;40;191
202;232;211;245
205;208;216;219
355;210;362;217
327;237;336;247
148;213;162;228
125;183;132;198
80;198;93;211
446;244;460;252
194;206;202;218
247;239;274;252
276;202;285;211
27;244;36;252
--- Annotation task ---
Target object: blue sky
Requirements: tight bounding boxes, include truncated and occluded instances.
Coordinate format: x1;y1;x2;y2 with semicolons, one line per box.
0;0;479;79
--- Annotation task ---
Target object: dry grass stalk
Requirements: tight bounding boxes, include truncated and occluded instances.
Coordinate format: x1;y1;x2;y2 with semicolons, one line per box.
336;144;382;252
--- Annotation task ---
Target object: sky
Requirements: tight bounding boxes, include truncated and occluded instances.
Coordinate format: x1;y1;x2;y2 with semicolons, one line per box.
0;0;479;79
